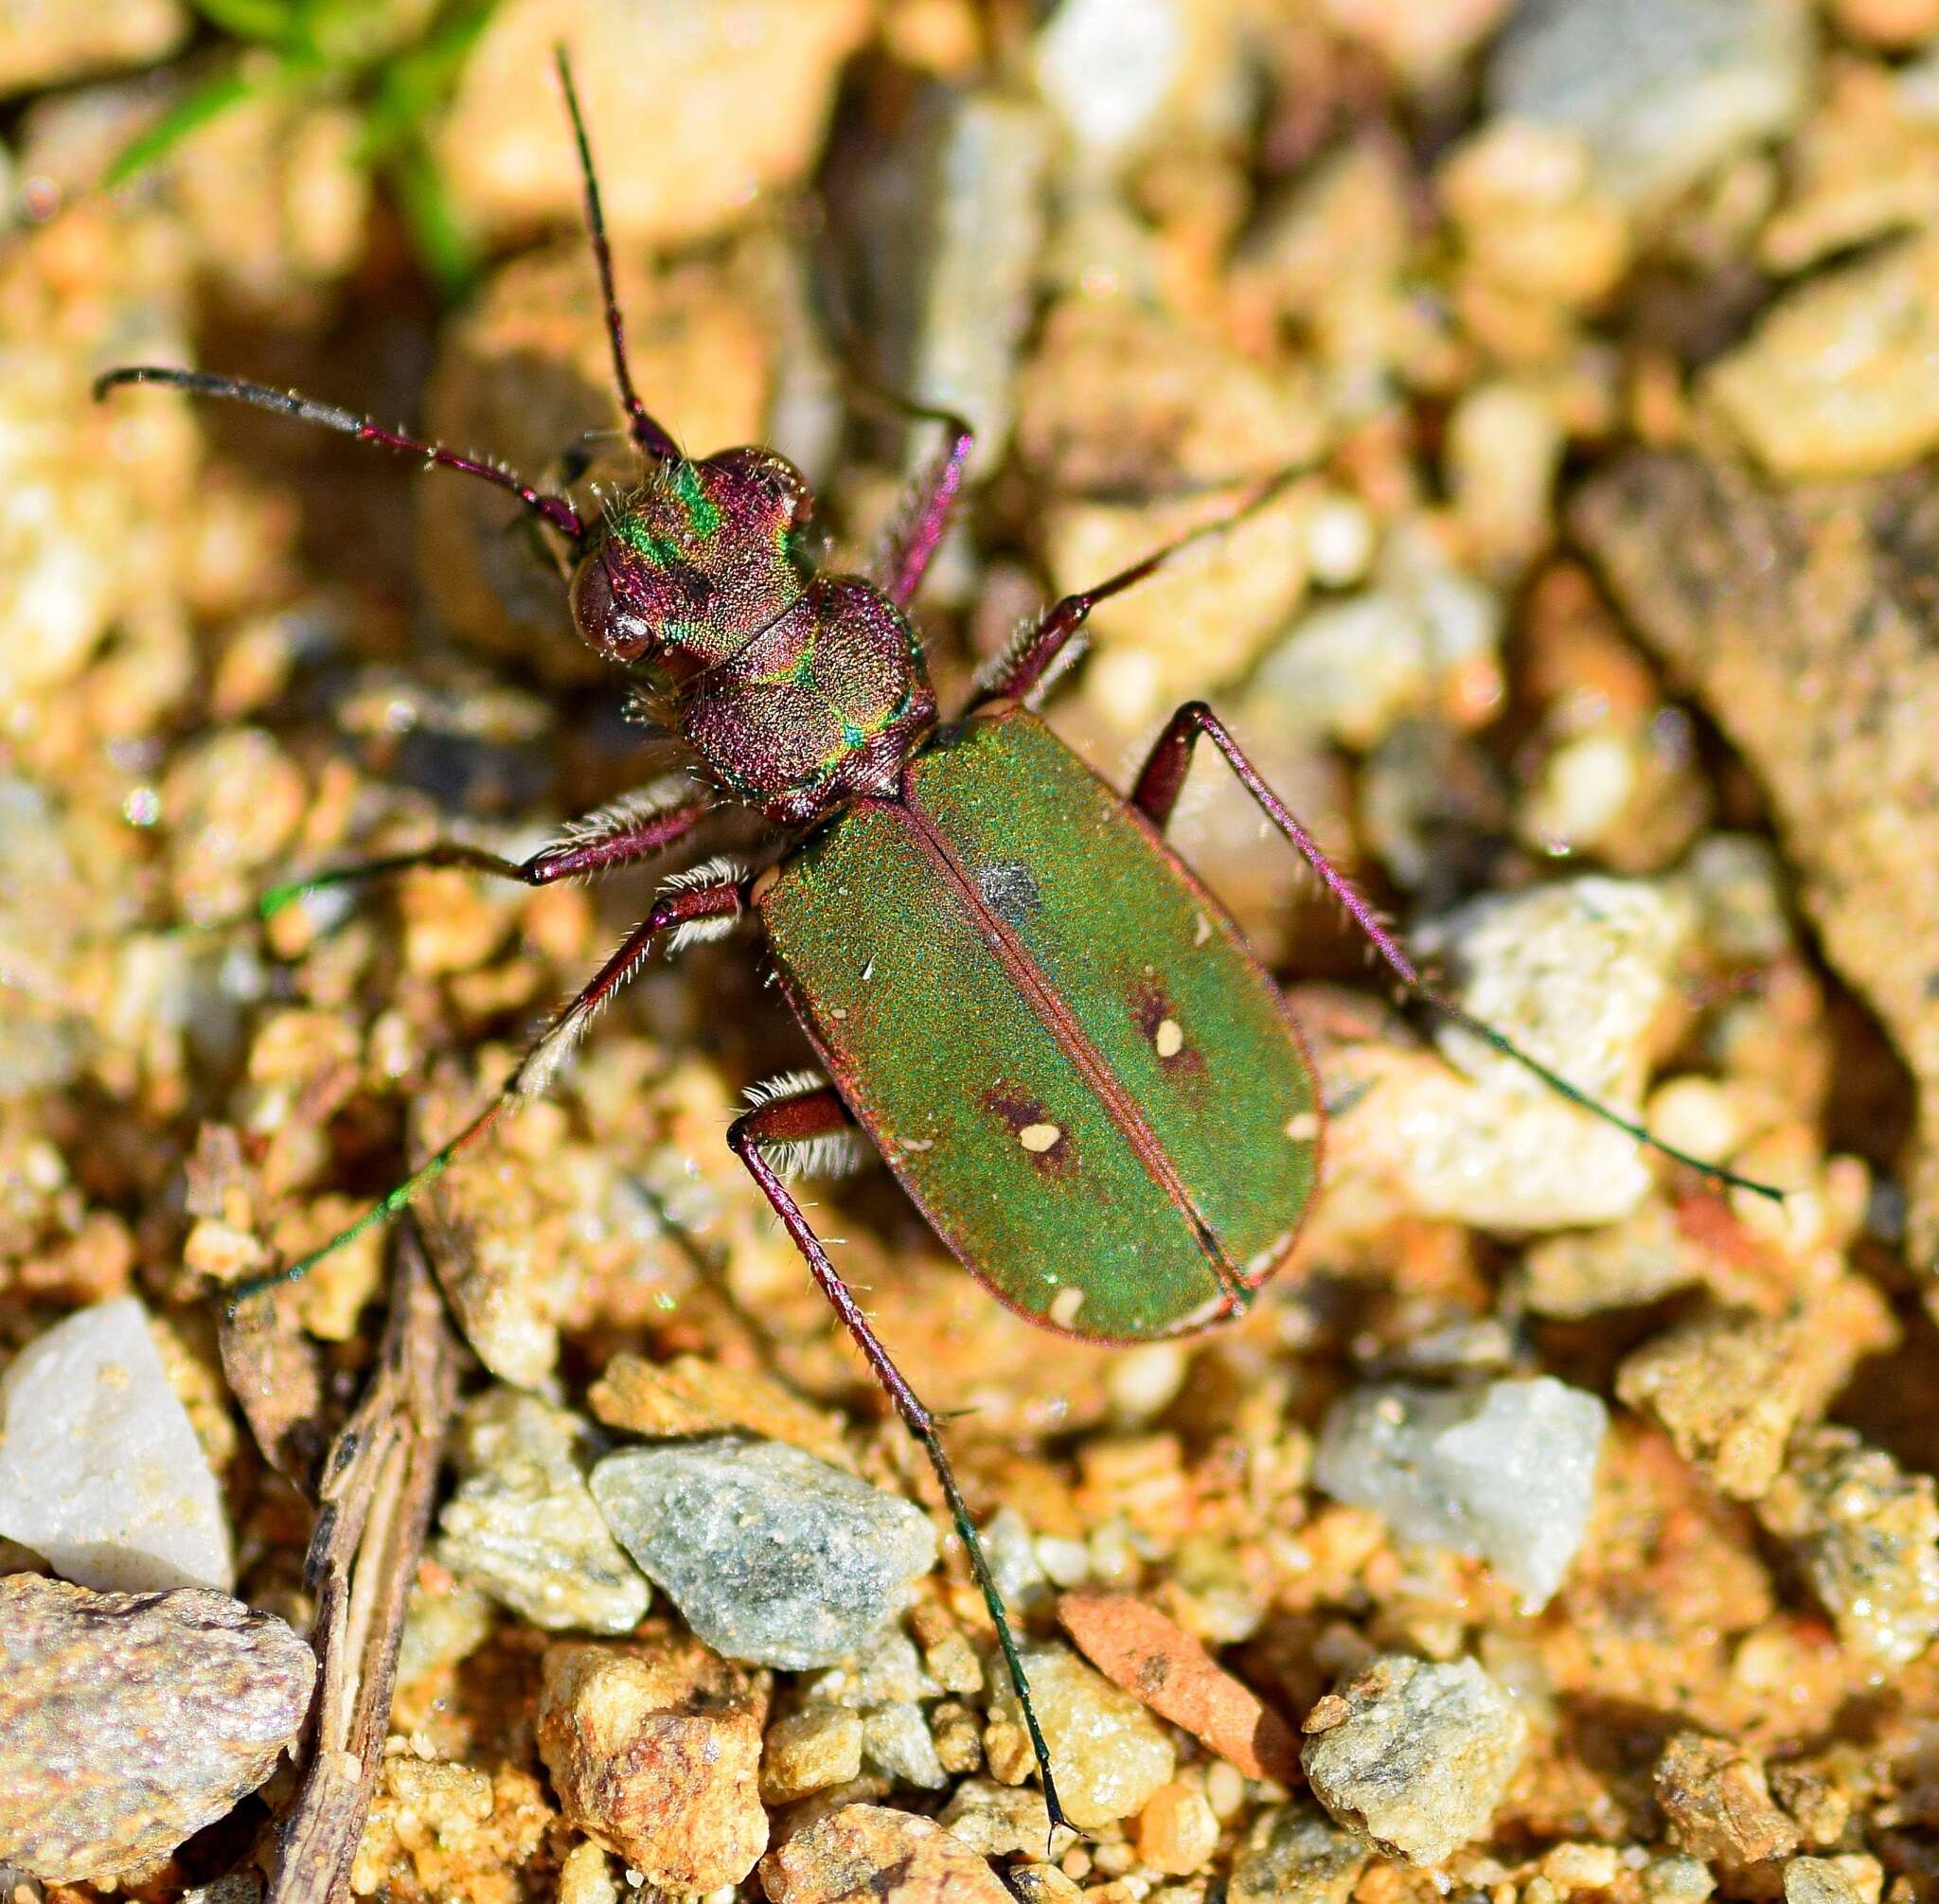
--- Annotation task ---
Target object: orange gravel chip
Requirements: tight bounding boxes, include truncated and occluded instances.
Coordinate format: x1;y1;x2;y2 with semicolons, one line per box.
1056;1591;1302;1784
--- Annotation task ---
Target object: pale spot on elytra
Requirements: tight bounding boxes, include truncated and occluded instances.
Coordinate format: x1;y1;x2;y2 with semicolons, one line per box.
1285;1111;1319;1142
1153;1017;1183;1059
1019;1122;1061;1153
1048;1286;1085;1327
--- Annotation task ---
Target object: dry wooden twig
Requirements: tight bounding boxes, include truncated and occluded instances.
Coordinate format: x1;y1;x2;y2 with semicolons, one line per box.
265;1228;457;1904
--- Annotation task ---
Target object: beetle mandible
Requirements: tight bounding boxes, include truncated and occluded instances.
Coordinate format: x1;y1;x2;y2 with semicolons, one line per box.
97;51;1777;1834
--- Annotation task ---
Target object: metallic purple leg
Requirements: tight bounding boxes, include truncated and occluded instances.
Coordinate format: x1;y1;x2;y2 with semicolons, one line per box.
729;1088;1072;1836
230;870;747;1304
257;788;712;920
1131;702;1783;1201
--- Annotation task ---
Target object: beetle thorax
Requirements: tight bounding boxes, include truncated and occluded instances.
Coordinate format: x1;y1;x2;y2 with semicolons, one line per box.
569;448;935;827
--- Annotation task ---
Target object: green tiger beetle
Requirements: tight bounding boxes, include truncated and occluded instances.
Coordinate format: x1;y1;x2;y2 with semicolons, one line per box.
98;52;1779;1834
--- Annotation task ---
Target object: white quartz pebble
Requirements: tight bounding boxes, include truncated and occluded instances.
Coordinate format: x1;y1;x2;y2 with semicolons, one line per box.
0;1296;233;1593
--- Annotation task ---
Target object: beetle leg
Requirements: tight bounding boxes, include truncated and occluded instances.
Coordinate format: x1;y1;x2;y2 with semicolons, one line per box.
256;784;713;921
967;466;1308;710
226;872;747;1305
729;1089;1073;1837
1130;701;1784;1203
871;403;975;608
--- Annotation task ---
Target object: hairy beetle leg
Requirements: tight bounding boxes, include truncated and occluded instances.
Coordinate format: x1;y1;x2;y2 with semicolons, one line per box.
258;790;712;919
228;867;747;1303
1132;701;1786;1204
728;1087;1073;1839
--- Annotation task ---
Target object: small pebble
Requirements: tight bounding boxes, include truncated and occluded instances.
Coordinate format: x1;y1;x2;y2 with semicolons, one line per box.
1521;1198;1697;1319
860;1701;948;1790
1429;874;1696;1109
759;1803;1013;1904
436;1387;651;1634
1136;1780;1220;1876
986;1641;1175;1831
760;1708;864;1806
800;1628;938;1710
558;1840;620;1904
1785;1860;1883;1904
1253;525;1503;752
1008;1869;1083;1904
1055;1591;1302;1781
0;1576;314;1882
1706;232;1939;478
537;1633;769;1892
937;1778;1068;1860
1756;1427;1939;1667
1033;0;1199;158
1228;1804;1372;1904
0;0;186;92
1655;1733;1800;1865
1644;1855;1719;1903
1828;0;1939;46
1302;1655;1528;1865
437;0;873;246
1487;0;1811;211
0;1295;232;1593
590;1437;936;1669
1313;1377;1608;1609
1616;1309;1810;1500
588;1353;851;1468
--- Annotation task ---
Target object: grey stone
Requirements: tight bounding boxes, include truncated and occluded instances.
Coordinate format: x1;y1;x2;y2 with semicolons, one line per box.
436;1388;649;1634
0;1575;314;1882
0;1296;232;1593
1757;1428;1939;1668
1783;1860;1878;1904
860;1700;948;1789
589;1436;936;1669
1303;1655;1528;1864
1230;1803;1372;1904
987;1640;1174;1831
1314;1377;1608;1610
1487;0;1810;211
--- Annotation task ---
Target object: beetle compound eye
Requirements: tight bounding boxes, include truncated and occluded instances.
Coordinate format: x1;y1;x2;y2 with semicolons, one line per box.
570;548;654;662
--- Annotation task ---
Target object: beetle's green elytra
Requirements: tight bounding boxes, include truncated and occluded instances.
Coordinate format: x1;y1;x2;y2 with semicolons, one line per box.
758;705;1321;1342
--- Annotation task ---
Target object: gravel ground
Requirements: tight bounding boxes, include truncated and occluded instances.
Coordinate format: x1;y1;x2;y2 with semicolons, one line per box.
1;4;1937;1904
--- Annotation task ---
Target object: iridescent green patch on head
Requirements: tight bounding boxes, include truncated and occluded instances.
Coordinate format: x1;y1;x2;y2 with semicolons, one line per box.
667;458;724;542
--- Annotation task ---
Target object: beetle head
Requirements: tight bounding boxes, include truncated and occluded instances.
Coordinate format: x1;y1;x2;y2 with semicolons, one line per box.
570;448;813;675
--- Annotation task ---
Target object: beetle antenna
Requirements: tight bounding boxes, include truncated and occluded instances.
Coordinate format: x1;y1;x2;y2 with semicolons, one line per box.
553;47;681;464
94;367;587;538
